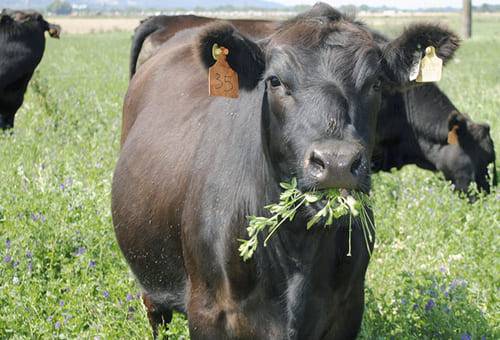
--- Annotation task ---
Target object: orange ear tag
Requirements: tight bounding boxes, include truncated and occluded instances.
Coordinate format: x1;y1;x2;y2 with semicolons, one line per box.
209;44;239;98
447;125;459;144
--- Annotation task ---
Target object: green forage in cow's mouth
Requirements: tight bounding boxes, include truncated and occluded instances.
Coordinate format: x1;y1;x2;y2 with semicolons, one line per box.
238;178;374;261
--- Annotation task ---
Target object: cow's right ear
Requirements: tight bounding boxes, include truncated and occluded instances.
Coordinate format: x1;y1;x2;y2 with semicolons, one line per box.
195;22;265;90
447;111;467;144
382;23;460;88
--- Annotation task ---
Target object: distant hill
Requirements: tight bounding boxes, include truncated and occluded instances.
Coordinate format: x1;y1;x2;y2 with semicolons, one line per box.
0;0;286;10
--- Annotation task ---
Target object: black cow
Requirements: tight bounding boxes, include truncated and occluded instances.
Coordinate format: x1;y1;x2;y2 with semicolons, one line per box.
113;3;458;338
0;9;61;129
128;15;496;195
374;84;496;193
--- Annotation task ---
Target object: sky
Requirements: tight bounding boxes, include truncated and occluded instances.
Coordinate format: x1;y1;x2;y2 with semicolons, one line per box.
273;0;500;9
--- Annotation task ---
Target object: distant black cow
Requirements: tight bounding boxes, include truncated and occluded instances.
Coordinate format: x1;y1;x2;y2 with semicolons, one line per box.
128;14;496;195
0;9;60;129
113;3;458;338
373;84;496;193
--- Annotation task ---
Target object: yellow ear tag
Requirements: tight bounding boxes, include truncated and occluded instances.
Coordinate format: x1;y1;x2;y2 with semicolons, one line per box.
208;44;239;98
416;46;443;83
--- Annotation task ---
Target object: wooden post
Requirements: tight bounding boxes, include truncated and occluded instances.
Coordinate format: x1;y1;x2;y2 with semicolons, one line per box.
463;0;472;39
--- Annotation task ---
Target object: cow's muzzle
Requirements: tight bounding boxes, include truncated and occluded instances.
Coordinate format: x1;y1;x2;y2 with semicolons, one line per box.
305;141;369;191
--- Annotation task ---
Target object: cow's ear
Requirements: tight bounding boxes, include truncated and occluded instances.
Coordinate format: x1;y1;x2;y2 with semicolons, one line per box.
195;22;265;90
447;111;467;144
383;23;460;87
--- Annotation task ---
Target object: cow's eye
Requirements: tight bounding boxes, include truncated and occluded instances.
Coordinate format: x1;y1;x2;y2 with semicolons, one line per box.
269;76;281;87
372;79;381;92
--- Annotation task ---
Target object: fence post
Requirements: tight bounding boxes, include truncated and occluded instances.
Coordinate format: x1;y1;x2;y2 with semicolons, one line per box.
463;0;472;38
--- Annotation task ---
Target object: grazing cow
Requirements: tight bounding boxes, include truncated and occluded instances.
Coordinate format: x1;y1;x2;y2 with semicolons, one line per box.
128;15;496;195
0;9;60;129
373;85;496;193
113;3;458;338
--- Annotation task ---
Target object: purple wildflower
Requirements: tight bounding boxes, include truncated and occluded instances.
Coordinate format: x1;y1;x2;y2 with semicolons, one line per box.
55;321;61;329
126;293;133;302
88;260;96;268
5;239;11;249
28;261;33;272
26;250;32;258
63;314;72;324
450;278;467;290
3;254;11;263
439;265;447;274
75;246;86;256
103;290;109;298
425;299;435;311
59;300;65;307
12;260;19;268
47;315;53;322
30;212;46;222
461;333;471;340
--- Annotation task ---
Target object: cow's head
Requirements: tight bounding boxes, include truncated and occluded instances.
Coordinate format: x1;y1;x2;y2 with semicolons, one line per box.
196;3;459;196
2;9;61;38
441;111;496;193
47;23;61;38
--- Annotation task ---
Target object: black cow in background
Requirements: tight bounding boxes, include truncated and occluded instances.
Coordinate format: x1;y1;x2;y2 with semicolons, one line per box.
373;84;497;193
128;15;496;195
0;9;61;130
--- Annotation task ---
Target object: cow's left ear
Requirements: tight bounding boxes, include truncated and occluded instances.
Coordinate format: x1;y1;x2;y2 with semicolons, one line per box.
383;23;460;88
195;22;265;90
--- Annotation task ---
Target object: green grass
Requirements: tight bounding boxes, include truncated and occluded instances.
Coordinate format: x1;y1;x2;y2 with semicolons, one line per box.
0;16;499;339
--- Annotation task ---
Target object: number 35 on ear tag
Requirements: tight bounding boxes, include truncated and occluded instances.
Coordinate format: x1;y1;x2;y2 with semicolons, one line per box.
209;44;239;98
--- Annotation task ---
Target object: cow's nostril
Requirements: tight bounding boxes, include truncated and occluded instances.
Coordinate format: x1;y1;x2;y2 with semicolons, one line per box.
309;152;326;171
350;156;362;176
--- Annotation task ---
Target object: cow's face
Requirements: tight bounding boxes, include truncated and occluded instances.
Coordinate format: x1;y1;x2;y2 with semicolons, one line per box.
442;112;496;193
197;3;459;194
261;19;383;193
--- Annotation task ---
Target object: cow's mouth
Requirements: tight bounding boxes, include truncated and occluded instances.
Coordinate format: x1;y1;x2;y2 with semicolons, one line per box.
300;186;371;229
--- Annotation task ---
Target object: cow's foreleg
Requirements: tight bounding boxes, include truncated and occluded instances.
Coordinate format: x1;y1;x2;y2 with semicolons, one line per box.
142;292;173;339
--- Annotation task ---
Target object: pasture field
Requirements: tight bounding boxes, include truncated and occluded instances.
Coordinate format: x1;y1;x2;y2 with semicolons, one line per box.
0;15;499;339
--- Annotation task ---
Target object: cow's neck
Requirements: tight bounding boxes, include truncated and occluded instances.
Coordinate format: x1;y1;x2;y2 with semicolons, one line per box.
401;84;459;167
404;84;458;145
254;214;364;338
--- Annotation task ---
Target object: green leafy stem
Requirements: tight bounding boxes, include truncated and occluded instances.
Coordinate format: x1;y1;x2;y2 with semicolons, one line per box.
238;178;374;261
